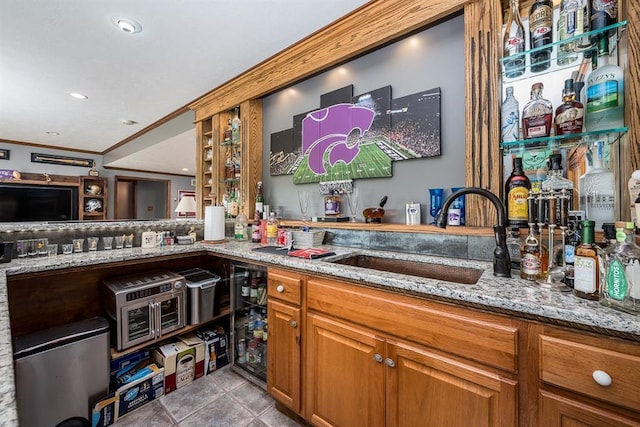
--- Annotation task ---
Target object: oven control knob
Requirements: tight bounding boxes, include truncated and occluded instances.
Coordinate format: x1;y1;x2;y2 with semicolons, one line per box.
174;280;183;289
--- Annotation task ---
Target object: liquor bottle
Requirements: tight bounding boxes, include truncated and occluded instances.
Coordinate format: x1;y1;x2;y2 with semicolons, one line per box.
590;0;617;39
234;209;248;241
555;79;584;136
503;0;526;78
224;119;233;142
601;222;640;314
505;157;531;229
225;154;235;180
557;0;589;65
578;141;614;229
529;0;553;72
251;210;262;243
541;154;574;222
501;86;520;143
573;220;600;300
255;181;264;217
234;150;241;179
521;194;542;280
507;226;523;270
522;83;553;139
241;271;250;299
250;275;259;304
227;187;239;219
266;212;278;245
231;107;241;143
585;37;624;131
324;190;341;216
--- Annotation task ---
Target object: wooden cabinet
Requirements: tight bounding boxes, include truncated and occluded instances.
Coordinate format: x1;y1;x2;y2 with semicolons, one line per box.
194;100;262;219
267;269;304;414
79;176;107;220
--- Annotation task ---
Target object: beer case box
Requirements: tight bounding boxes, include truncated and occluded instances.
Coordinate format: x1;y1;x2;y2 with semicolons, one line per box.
196;326;229;374
92;366;164;427
110;348;152;375
153;336;204;394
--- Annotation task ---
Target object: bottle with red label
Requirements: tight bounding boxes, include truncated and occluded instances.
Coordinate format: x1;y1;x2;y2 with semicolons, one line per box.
555;79;584;136
522;82;553;139
529;0;553;72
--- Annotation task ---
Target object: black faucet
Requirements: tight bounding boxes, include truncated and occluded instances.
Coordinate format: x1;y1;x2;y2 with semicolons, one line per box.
434;187;511;278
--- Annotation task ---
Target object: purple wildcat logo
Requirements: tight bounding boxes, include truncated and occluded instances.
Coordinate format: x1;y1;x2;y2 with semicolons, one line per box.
302;103;375;175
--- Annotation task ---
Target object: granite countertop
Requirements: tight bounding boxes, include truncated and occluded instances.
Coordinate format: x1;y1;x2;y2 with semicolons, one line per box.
0;240;639;425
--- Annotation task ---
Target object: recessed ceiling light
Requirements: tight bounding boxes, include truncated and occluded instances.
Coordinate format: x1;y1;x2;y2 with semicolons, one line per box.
114;18;142;34
121;119;138;126
69;92;88;99
45;131;60;136
182;168;189;172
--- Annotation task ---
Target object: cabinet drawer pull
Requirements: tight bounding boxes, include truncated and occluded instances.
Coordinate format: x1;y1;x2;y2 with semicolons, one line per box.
290;320;298;328
373;354;383;363
592;370;612;387
276;284;285;293
385;358;396;368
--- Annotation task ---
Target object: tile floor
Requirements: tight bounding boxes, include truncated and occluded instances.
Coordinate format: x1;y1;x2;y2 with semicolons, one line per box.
113;366;303;427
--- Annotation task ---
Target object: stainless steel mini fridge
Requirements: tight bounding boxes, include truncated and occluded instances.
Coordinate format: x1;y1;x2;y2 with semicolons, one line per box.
230;261;268;389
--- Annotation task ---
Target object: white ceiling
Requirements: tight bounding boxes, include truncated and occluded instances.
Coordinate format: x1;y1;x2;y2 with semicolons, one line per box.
0;0;369;176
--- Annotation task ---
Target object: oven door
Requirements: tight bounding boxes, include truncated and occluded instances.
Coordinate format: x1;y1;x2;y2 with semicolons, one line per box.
119;299;155;350
156;292;185;337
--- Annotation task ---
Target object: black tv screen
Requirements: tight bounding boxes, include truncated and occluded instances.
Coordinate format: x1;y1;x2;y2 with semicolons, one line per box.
0;184;79;222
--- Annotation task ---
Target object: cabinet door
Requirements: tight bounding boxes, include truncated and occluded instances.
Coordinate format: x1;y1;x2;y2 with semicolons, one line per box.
386;340;517;427
539;390;640;427
306;313;385;427
267;299;301;414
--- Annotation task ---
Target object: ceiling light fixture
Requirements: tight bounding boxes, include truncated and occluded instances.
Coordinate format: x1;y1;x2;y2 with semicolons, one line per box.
121;119;138;126
69;92;88;99
114;18;142;34
181;168;189;172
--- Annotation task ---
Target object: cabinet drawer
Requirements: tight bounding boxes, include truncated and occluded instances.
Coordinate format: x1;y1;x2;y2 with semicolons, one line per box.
268;269;302;305
539;334;640;413
307;277;519;373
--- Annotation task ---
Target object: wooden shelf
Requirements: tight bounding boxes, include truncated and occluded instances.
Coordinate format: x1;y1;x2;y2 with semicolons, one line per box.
110;305;231;359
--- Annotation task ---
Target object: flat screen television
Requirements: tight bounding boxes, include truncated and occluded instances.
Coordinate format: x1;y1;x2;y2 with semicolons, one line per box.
0;183;79;222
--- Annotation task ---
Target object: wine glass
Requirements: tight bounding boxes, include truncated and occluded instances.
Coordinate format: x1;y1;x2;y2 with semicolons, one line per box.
298;190;310;221
429;188;444;224
346;188;359;222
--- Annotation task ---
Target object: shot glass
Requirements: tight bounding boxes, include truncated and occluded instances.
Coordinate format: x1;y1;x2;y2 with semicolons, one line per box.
87;237;99;251
124;234;133;249
16;240;28;258
61;243;73;255
72;238;84;253
27;239;38;257
37;238;48;256
47;244;58;256
114;235;124;249
102;236;113;250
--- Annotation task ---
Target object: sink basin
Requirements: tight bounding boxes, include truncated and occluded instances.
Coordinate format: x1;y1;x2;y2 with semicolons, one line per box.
331;255;482;284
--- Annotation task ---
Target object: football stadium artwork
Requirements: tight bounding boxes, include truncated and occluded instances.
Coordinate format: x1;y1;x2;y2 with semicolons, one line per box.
269;84;441;184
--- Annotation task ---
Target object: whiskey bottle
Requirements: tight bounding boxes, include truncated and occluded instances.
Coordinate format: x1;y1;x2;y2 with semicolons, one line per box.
505;157;531;229
522;83;553;139
585;37;624;131
573;220;600;300
501;86;520;143
554;79;584;136
578;141;615;229
231;107;241;143
590;0;617;40
224;119;233;142
601;222;640;314
503;0;526;78
529;0;553;72
557;0;589;65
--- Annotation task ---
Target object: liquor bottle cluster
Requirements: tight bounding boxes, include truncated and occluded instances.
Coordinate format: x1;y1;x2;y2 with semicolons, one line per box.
237;270;268;372
503;0;618;76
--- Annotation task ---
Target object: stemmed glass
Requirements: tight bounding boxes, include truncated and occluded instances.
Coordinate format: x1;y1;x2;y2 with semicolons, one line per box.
429;188;444;224
298;190;310;221
346;188;359;222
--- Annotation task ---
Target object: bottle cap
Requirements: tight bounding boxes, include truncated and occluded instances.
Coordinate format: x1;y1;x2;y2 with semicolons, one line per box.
548;154;563;171
564;79;574;91
531;82;544;91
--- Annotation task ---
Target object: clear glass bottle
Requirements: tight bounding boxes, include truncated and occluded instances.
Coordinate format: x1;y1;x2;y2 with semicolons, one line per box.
255;181;264;217
505;157;531;229
234;210;248;241
529;0;553;72
501;86;520;143
554;78;584;136
557;0;589;65
231;107;241;143
266;212;279;245
579;141;615;230
503;0;526;78
507;226;523;270
522;83;553;139
521;222;542;280
541;154;574;221
574;220;600;300
601;222;640;314
585;37;624;131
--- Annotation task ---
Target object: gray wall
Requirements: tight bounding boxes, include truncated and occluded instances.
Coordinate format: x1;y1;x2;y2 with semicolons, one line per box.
261;14;465;224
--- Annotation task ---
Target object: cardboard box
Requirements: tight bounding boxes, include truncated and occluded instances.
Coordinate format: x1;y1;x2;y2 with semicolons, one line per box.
92;366;164;427
110;349;151;375
196;326;229;374
153;336;204;394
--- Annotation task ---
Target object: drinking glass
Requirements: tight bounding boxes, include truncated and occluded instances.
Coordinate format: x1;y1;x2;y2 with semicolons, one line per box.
124;234;133;248
47;244;58;256
298;190;310;221
102;236;113;250
429;188;444;224
37;238;48;256
346;188;360;222
72;238;84;253
16;240;28;258
114;235;124;249
27;239;38;257
87;237;99;251
61;244;73;255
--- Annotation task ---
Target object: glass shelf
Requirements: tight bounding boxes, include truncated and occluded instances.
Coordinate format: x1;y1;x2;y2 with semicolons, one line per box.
221;140;241;147
500;20;627;82
501;127;628;154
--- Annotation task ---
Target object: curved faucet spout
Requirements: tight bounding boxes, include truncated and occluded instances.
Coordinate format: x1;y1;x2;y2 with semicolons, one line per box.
435;187;511;278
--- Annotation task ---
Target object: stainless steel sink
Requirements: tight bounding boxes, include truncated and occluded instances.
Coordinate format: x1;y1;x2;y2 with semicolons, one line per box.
331;255;482;284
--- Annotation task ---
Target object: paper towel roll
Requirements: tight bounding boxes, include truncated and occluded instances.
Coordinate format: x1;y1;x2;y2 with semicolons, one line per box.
204;206;226;241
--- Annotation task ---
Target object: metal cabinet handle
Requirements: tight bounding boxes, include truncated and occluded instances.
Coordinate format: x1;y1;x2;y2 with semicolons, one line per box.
290;320;298;328
277;284;285;293
385;358;395;368
373;354;383;363
592;370;612;387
